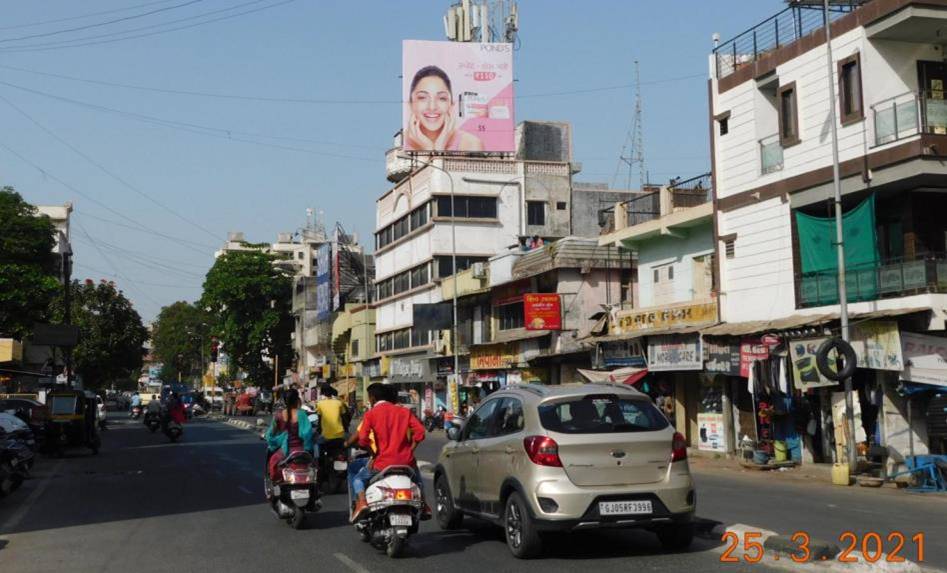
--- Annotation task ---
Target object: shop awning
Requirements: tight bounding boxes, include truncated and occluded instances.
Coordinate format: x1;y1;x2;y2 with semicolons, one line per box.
579;324;711;346
469;330;551;347
701;307;930;337
577;367;648;386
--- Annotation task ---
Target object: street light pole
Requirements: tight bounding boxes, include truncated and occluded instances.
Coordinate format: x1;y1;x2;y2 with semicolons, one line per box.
399;155;459;410
822;0;857;470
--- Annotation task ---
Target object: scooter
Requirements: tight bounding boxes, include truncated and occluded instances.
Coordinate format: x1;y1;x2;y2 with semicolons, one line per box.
144;411;161;433
424;410;444;432
130;405;143;420
319;439;348;494
263;449;322;529
350;463;422;558
164;421;183;443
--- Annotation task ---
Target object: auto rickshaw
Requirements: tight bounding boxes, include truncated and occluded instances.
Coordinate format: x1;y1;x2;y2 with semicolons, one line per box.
45;389;101;456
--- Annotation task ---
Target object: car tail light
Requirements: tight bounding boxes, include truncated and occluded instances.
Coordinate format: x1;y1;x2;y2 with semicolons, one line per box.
671;432;687;462
523;435;562;467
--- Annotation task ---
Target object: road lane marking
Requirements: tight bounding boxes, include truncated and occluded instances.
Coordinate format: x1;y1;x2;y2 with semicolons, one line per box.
0;459;63;534
238;485;253;494
334;553;370;573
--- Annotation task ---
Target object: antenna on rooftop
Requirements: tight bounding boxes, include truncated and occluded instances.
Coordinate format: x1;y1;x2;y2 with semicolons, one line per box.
616;60;648;189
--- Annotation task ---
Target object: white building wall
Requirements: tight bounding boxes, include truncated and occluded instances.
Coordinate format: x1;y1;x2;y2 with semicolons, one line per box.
636;225;715;308
376;288;440;333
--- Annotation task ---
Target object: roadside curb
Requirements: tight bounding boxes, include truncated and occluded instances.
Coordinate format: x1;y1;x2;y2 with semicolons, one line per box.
705;524;928;573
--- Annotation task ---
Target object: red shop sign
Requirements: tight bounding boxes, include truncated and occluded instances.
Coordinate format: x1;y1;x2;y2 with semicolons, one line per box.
739;337;770;378
524;293;562;331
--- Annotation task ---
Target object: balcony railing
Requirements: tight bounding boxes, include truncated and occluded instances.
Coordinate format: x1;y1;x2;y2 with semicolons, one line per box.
797;254;947;308
669;172;712;210
713;1;865;80
872;90;947;146
759;134;784;175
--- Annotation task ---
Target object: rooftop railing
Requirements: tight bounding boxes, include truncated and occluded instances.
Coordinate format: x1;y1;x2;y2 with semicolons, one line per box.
668;172;712;209
713;1;866;80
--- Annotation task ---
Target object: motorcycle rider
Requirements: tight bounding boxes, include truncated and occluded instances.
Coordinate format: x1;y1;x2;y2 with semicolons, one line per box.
350;383;430;522
129;392;141;415
316;385;349;468
264;389;315;483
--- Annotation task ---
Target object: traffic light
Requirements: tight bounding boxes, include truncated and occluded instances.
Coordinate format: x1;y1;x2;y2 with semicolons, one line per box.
210;338;219;363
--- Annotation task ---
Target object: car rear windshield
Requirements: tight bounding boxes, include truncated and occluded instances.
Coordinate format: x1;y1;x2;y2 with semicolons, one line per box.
538;394;669;434
49;396;77;415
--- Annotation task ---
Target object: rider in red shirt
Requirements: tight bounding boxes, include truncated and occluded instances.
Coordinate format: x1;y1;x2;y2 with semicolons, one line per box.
351;383;429;521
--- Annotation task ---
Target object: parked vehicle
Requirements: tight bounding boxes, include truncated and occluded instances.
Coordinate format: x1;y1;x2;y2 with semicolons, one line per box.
349;462;423;558
0;413;37;454
45;390;102;456
0;435;33;496
0;398;46;449
433;383;696;559
263;449;322;529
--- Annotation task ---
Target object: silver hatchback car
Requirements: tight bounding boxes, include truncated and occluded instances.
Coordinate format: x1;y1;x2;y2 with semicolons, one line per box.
433;383;696;558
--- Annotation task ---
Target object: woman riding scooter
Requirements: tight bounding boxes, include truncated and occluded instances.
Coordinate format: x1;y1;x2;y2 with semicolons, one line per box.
264;389;315;483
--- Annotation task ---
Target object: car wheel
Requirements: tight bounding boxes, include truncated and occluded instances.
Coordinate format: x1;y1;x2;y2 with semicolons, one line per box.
504;492;542;559
656;523;694;552
434;474;463;530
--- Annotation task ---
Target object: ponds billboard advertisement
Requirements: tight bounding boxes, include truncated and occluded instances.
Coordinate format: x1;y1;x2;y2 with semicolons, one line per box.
402;40;514;153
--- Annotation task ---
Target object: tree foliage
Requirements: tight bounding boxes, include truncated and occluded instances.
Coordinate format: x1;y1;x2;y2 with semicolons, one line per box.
201;251;293;386
0;187;60;338
152;301;210;383
51;280;148;389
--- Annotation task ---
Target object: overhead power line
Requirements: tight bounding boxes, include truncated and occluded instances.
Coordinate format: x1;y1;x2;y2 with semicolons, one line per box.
0;0;206;44
75;262;201;289
0;1;181;31
76;212;215;250
0;92;222;242
0;0;297;53
0;140;215;255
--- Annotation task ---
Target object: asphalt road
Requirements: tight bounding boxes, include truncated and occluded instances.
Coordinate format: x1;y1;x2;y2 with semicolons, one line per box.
0;416;941;573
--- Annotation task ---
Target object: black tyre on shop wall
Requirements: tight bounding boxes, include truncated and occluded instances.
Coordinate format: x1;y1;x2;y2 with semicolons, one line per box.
816;337;857;381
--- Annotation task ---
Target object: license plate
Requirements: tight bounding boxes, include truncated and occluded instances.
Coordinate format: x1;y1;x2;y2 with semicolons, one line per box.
333;460;348;471
598;500;652;516
290;489;309;501
389;513;412;526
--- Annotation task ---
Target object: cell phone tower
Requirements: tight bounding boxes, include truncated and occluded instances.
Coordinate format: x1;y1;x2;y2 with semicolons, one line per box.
443;0;519;43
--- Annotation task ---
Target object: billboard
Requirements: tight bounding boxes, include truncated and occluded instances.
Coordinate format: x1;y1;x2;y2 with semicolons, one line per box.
316;243;331;320
523;294;561;330
402;40;514;153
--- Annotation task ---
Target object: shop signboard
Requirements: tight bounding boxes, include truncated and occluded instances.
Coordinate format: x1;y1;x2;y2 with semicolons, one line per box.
789;338;837;390
697;412;727;453
739;338;769;378
900;331;947;387
610;300;717;335
447;374;460;414
402;40;515;154
647;334;702;372
389;355;432;384
852;320;904;371
703;340;740;376
470;342;519;370
424;386;434;415
332;241;341;311
601;339;647;368
523;294;561;330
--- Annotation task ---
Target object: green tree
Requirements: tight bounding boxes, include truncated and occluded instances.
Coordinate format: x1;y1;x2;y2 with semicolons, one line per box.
201;251;293;386
152;301;210;383
0;187;60;338
51;279;148;389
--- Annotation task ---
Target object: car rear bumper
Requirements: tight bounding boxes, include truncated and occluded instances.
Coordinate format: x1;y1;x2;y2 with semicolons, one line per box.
534;508;694;532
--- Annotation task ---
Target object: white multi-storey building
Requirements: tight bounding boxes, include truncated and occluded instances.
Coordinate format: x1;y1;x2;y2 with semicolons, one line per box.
709;0;947;464
374;122;575;369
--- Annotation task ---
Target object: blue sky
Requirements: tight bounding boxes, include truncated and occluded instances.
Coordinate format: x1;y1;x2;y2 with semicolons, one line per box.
0;0;783;321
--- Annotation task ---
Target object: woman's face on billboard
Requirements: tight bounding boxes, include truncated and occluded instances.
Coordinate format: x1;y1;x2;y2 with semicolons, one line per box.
411;75;452;134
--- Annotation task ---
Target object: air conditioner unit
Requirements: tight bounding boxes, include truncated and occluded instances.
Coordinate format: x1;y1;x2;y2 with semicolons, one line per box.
471;262;486;278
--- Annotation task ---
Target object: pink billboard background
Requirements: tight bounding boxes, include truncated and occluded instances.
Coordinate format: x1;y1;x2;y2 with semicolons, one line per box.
402;40;514;153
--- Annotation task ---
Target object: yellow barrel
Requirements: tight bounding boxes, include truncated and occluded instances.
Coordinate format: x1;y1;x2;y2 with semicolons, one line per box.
832;462;852;486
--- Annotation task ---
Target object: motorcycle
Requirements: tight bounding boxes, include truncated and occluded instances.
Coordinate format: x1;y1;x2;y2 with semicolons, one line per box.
144;411;161;433
164;421;183;443
263;449;321;529
130;405;143;420
424;410;444;432
350;463;422;558
0;434;34;496
319;438;348;494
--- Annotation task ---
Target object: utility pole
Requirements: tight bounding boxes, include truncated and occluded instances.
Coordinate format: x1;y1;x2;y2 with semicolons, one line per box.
62;240;74;388
822;0;857;470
